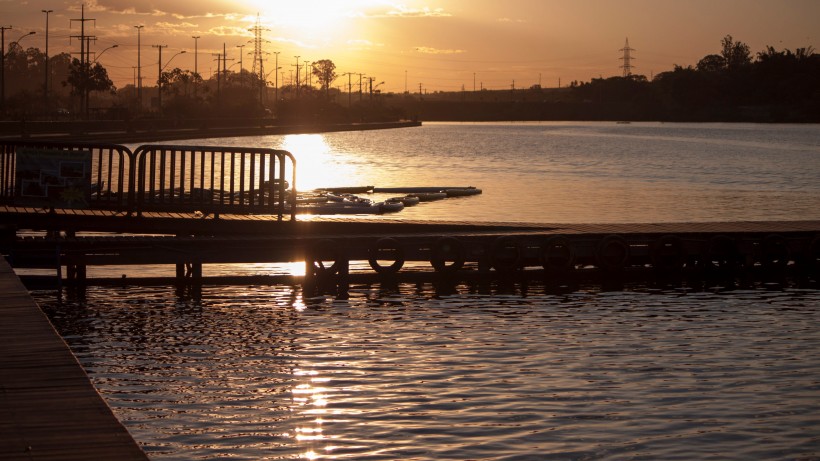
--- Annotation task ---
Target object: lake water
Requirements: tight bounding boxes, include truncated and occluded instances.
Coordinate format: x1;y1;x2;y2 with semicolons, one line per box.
132;121;820;224
35;122;820;460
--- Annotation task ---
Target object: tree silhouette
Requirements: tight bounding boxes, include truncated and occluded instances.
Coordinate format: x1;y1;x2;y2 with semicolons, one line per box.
311;59;337;98
720;35;752;71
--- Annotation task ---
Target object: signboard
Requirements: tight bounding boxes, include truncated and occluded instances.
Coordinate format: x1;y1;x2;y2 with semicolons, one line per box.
15;148;92;208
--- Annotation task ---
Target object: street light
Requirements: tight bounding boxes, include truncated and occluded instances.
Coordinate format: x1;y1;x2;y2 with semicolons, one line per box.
134;25;144;108
236;44;245;73
42;10;53;106
12;31;36;48
155;46;186;114
94;44;118;63
192;36;200;96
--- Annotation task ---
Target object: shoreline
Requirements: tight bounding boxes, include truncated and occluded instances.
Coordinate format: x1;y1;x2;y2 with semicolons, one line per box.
0;120;421;143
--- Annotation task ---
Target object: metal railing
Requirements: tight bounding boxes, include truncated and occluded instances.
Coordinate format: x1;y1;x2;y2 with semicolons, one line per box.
0;141;132;211
0;141;297;220
133;144;297;219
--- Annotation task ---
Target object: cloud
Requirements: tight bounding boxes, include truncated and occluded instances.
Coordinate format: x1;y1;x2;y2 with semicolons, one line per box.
78;0;250;20
388;6;450;17
354;5;451;18
497;17;527;23
207;25;254;38
156;21;198;30
414;46;465;54
347;39;384;49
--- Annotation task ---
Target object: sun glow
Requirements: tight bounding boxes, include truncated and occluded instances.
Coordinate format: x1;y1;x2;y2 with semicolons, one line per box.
244;0;388;40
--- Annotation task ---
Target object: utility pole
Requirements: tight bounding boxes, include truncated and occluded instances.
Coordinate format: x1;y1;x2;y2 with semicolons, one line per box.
153;44;167;113
213;52;222;107
236;44;245;74
342;72;353;106
620;37;635;77
42;10;53;107
273;51;280;105
293;56;300;97
192;35;199;96
134;25;144;109
71;4;95;118
84;36;97;117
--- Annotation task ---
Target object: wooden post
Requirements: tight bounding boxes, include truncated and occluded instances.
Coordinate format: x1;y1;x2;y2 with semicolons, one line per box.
336;257;349;300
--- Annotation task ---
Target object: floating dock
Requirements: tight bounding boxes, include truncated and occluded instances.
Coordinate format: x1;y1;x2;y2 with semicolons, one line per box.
2;207;818;289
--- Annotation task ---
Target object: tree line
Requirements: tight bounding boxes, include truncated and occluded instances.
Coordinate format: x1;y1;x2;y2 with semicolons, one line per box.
3;35;818;123
1;42;348;121
401;36;819;123
572;35;820;122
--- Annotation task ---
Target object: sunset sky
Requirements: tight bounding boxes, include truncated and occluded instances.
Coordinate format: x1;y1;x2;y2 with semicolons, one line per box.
2;0;817;93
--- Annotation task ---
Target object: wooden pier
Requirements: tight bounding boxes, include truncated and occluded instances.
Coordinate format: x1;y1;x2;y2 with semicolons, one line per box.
0;256;148;460
2;205;818;290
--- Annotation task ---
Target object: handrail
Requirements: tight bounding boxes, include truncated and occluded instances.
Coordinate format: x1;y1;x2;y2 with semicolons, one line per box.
132;144;296;220
0;141;297;220
0;140;133;212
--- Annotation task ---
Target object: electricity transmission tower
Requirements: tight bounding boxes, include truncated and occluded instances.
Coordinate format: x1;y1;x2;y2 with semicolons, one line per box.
249;14;268;106
620;37;635;77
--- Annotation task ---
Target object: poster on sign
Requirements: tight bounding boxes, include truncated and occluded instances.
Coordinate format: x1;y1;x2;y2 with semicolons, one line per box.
15;148;92;208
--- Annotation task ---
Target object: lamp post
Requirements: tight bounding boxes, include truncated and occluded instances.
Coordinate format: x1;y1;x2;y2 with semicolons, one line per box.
42;10;53;107
82;44;117;120
192;35;199;96
236;44;245;73
155;46;185;114
134;25;143;109
273;51;279;106
94;44;118;62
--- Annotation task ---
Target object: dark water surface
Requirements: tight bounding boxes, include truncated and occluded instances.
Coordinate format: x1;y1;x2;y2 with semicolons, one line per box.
36;282;820;460
33;122;820;459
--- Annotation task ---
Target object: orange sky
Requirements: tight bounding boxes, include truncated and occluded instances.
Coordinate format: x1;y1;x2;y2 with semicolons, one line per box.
2;0;817;93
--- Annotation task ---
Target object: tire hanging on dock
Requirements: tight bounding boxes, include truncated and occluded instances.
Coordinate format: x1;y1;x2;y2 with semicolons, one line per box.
703;234;740;270
490;236;521;272
596;235;630;272
368;237;405;274
651;235;686;271
540;236;575;272
430;236;466;273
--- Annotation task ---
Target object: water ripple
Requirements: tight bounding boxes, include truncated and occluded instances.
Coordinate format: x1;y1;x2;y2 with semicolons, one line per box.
35;283;820;460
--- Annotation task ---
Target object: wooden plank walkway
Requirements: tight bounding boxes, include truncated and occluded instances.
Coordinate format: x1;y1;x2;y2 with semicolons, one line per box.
0;256;148;460
3;204;820;236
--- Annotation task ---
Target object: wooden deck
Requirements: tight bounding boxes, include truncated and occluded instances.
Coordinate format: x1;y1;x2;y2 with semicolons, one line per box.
3;204;820;236
0;256;148;460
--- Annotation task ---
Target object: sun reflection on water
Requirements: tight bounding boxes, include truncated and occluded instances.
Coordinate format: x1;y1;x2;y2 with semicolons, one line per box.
281;134;358;191
292;368;335;458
